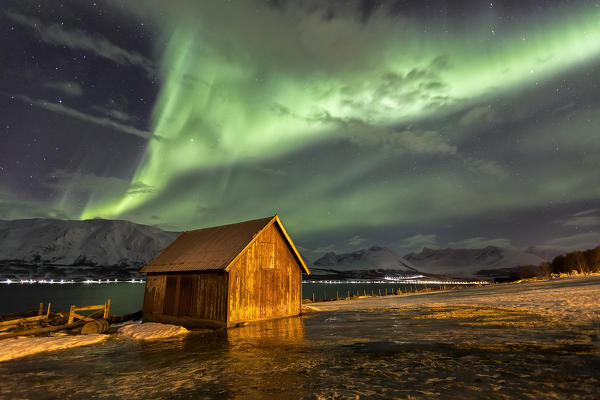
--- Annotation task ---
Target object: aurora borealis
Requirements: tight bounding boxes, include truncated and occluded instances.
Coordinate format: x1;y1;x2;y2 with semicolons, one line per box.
1;1;600;257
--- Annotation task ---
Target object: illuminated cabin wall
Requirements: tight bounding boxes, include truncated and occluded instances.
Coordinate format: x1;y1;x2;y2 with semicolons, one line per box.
227;222;303;325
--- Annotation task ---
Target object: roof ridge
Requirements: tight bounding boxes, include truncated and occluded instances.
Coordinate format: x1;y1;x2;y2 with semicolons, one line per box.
139;215;279;273
184;215;275;233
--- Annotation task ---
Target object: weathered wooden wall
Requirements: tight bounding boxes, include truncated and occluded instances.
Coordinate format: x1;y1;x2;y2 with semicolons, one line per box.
142;272;228;323
227;223;303;324
142;274;166;314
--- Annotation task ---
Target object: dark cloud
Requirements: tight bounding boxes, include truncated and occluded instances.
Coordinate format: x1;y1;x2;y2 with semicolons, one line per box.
8;94;155;140
42;81;83;97
4;11;155;77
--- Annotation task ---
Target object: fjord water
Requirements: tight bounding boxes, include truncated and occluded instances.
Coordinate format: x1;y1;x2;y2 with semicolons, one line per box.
1;306;598;399
0;282;467;315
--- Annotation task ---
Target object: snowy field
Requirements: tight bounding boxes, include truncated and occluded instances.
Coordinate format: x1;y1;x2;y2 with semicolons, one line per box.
0;322;190;363
0;276;598;399
306;275;600;323
0;333;109;363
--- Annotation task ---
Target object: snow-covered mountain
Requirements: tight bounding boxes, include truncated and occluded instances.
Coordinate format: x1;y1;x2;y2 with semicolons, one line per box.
0;218;180;279
403;246;548;278
311;246;422;278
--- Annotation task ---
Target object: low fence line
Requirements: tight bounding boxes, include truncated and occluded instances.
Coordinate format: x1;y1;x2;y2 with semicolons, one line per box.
67;299;110;324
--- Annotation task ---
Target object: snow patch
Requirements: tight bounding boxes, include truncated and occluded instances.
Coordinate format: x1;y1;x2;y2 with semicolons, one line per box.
0;333;108;362
118;322;189;340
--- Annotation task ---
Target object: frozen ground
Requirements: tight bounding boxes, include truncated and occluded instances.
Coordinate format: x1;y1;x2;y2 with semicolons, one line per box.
118;322;189;340
0;276;598;399
0;333;108;362
306;275;600;323
0;324;189;363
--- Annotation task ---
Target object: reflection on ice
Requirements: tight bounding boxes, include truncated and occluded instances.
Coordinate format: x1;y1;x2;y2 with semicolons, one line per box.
0;307;598;399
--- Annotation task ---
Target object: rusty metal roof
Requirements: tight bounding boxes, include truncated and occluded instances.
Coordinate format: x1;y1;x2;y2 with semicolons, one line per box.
140;215;309;274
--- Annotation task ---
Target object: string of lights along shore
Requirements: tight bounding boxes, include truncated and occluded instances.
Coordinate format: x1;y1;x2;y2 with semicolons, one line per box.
1;1;599;256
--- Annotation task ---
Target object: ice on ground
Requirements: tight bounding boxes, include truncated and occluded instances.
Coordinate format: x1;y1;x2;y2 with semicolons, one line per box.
0;333;108;362
118;322;189;340
305;275;600;322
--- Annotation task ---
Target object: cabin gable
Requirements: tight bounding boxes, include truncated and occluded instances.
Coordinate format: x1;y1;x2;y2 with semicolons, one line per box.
227;222;303;325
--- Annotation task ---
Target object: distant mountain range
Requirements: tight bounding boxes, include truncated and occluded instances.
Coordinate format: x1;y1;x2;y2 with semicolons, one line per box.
311;246;423;280
0;218;179;280
402;246;550;278
309;245;556;280
0;218;567;281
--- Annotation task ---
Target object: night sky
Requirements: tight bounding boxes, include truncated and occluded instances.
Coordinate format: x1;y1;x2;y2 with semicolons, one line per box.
1;0;599;258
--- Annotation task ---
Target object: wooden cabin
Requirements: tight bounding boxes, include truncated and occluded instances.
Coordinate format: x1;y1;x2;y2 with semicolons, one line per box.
139;215;310;328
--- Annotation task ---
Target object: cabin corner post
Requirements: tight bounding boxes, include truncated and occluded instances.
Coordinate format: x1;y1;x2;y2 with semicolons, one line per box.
225;271;231;326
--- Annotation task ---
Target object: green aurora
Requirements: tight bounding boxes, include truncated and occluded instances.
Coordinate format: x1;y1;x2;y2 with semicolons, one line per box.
0;0;592;254
80;2;600;241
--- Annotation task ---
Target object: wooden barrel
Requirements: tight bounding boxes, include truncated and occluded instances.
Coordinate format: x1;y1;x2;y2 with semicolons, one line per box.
81;319;109;335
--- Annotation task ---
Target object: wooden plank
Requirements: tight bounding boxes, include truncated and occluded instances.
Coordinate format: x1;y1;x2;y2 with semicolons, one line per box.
71;305;106;311
69;312;95;322
163;275;177;315
142;285;155;314
153;275;166;314
0;314;47;327
104;299;110;318
178;275;193;317
68;305;75;324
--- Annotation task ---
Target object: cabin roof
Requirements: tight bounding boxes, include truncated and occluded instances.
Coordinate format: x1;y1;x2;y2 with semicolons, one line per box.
139;215;310;274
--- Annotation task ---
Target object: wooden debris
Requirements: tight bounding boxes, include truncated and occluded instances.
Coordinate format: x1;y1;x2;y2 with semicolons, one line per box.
81;319;109;335
0;303;51;331
0;299;114;340
0;319;88;340
67;299;110;324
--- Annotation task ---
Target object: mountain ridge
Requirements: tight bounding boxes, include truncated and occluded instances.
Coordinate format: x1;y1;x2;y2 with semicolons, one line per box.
0;218;562;281
403;245;549;278
0;218;180;279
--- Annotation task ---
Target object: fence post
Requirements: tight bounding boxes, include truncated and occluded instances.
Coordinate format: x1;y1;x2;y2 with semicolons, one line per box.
68;305;75;324
104;298;111;318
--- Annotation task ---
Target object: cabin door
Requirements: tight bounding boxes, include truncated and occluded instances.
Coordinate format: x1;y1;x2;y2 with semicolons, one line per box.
163;275;178;315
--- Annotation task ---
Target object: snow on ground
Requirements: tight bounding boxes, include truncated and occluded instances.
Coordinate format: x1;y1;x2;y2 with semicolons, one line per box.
118;322;189;340
305;275;600;323
0;333;108;362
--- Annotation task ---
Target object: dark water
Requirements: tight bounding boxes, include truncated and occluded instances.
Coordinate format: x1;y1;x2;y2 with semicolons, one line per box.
0;283;146;315
1;305;598;399
0;282;470;315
